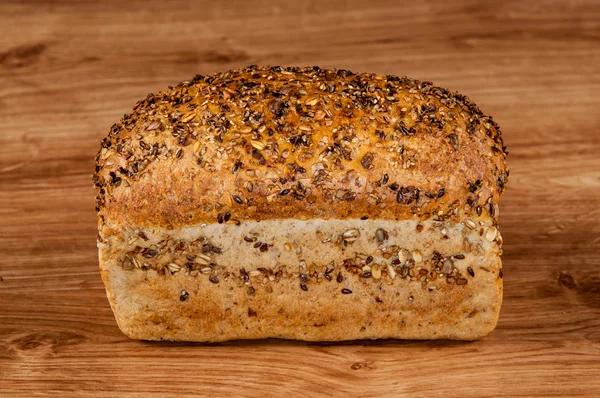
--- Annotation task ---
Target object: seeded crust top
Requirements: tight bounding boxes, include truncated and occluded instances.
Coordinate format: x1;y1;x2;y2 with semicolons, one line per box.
93;65;508;229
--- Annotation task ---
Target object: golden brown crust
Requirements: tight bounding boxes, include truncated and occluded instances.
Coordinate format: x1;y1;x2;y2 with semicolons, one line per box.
93;66;508;229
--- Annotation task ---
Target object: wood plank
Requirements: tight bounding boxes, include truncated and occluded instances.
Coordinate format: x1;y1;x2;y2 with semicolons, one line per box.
1;0;599;396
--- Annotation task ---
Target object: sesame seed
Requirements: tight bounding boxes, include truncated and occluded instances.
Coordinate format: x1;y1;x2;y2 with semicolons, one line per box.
181;112;196;123
341;288;352;294
197;254;212;265
251;140;265;150
465;220;477;229
300;283;308;291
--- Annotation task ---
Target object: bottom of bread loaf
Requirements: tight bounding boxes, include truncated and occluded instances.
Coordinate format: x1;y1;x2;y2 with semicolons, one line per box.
99;218;503;341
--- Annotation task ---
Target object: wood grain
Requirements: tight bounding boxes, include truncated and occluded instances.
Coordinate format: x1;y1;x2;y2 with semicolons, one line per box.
1;0;599;396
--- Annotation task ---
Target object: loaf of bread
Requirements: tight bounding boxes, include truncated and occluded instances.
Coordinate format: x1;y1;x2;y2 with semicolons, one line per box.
94;65;508;341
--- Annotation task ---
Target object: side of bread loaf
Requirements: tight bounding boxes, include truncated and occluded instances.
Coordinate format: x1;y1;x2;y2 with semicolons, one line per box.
94;65;507;341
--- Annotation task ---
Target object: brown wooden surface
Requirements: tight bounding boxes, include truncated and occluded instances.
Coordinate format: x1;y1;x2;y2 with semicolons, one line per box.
1;0;599;396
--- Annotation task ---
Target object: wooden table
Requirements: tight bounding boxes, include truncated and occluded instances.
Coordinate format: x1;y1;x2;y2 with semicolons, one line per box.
1;1;599;396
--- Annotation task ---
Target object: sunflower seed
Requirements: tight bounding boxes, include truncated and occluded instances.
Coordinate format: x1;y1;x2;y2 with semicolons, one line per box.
412;250;423;263
372;265;381;280
305;97;319;106
442;258;454;274
485;227;498;242
314;110;326;120
387;264;396;279
398;249;409;264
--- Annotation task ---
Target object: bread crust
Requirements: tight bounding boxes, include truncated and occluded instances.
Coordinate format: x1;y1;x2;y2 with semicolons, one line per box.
93;66;507;229
99;218;503;341
94;66;507;341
